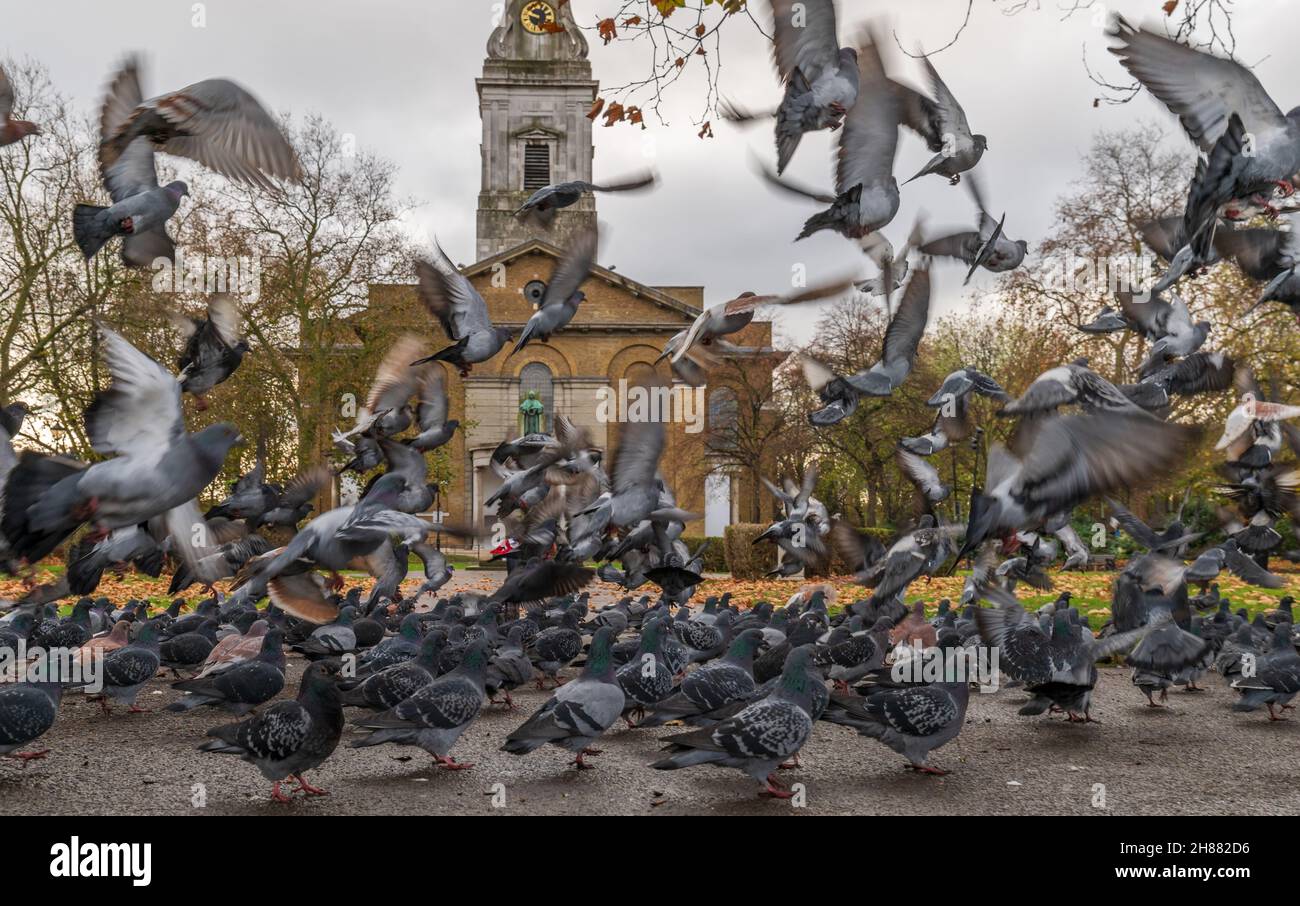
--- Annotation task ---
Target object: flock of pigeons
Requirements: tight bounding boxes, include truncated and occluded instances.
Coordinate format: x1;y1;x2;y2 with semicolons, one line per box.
0;6;1299;804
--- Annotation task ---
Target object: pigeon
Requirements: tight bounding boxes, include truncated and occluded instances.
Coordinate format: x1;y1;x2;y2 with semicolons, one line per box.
291;606;357;659
1217;392;1300;453
485;626;535;709
411;242;514;375
515;171;655;227
801;264;930;425
167;629;286;714
527;605;584;687
824;672;969;774
651;645;822;798
512;227;598;354
639;628;765;727
84;621;162;714
898;53;986;186
0;64;40;147
95;56;300;192
340;626;447;712
351;638;490;769
174;295;248;405
957;410;1197;562
1120;351;1235;412
409;366;458;452
902;366;1010;455
768;0;859;174
669;277;851;367
159;620;218;672
0;657;62;763
1231;624;1300;719
1;325;240;573
616;618;675;724
774;28;902;247
502;627;626;769
921;207;1025;285
999;359;1142;417
198;661;344;802
1109;16;1300;210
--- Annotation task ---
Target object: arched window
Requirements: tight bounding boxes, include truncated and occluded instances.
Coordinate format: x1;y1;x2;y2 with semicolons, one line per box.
519;362;553;434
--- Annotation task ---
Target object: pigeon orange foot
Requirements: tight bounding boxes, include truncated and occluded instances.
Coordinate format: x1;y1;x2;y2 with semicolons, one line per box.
270;782;294;804
760;774;794;798
11;749;49;766
292;773;329;795
909;764;949;776
435;755;473;771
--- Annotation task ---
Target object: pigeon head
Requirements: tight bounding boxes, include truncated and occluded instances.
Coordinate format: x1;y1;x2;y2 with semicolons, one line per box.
192;423;242;471
164;180;190;201
494;326;516;344
974;134;989;150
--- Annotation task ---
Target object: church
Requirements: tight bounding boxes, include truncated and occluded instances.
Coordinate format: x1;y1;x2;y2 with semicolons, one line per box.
352;0;783;548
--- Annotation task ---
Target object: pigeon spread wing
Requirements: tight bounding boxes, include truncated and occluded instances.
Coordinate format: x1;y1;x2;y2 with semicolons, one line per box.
416;241;492;339
84;326;183;466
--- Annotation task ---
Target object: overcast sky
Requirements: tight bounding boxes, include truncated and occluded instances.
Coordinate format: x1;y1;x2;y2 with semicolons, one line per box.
4;0;1294;346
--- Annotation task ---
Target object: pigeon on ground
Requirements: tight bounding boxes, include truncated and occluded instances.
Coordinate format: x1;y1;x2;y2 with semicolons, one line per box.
485;626;534;709
291;606;357;659
651;645;822;798
351;639;490;769
167;629;286;714
198;661;343;802
1231;624;1300;719
639;628;766;727
0;656;62;764
84;621;162;714
616;619;674;725
338;626;444;712
502;627;626;769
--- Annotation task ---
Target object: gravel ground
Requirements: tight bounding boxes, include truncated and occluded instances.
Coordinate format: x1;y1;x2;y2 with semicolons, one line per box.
3;575;1296;816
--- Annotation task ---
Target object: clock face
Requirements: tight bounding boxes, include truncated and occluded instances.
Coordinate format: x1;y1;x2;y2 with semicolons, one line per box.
521;1;557;34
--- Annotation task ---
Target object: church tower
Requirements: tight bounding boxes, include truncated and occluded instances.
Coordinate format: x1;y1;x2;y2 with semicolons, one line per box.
476;0;599;260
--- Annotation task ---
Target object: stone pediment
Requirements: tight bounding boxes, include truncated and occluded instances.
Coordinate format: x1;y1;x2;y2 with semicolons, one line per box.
463;239;702;328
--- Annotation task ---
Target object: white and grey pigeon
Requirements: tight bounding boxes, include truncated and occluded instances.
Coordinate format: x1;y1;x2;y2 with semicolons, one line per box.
513;226;598;354
902;366;1009;456
920;178;1025;285
412;242;514;376
1110;16;1300;214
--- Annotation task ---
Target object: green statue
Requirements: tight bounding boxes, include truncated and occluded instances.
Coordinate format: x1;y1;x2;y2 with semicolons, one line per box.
519;389;544;434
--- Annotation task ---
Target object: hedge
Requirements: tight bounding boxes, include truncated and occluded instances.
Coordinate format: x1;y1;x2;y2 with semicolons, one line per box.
724;523;780;579
678;535;729;573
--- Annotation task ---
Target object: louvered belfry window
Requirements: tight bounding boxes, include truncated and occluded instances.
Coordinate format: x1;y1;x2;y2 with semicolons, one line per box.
523;143;550;191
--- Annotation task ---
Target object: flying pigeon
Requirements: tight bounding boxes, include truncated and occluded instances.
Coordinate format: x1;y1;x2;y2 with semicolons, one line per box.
412;242;514;375
513;227;598;354
768;0;859;175
174;295;248;406
898;53;987;186
515;171;656;227
0;64;40;147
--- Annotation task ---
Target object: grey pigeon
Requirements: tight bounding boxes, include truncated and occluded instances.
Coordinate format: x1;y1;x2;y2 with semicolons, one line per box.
85;621;162;713
409;366;458;452
898;53;986;185
1;326;240;575
0;655;62;763
503;627;626;769
639;628;765;727
514;171;655;227
412;242;515;374
823;675;969;774
769;0;859;175
801;264;930;425
651;644;822;798
351;639;490;769
512;227;597;354
198;661;343;802
1231;623;1300;719
174;295;248;403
